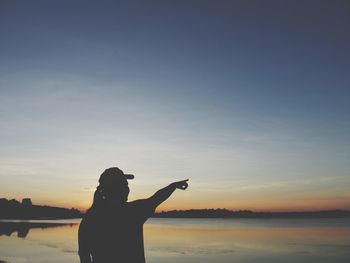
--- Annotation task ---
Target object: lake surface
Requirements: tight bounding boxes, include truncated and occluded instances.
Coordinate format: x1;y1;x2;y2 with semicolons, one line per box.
1;218;349;263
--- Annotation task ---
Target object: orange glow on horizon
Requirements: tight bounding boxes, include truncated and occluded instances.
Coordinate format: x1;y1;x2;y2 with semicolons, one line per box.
32;199;350;213
11;190;350;213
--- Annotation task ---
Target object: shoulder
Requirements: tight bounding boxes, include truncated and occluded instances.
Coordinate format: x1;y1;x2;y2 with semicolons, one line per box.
128;199;150;206
127;199;156;219
127;199;156;210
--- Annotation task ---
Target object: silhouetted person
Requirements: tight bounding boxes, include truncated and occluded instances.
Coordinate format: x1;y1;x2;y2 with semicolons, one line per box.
78;167;189;263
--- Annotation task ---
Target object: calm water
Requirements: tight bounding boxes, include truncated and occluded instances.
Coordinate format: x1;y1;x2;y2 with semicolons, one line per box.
1;218;350;263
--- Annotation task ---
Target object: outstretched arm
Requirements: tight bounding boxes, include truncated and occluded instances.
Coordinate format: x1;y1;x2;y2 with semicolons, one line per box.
148;179;189;209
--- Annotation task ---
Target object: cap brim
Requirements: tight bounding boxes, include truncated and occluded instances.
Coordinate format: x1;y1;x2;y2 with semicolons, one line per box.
124;174;134;179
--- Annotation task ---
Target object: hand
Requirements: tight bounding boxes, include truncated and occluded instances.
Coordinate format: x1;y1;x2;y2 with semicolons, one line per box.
172;179;189;190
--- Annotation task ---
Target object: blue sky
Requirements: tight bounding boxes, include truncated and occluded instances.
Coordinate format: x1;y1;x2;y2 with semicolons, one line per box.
0;1;349;210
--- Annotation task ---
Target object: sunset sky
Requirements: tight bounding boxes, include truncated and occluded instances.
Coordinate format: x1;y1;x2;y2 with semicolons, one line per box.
1;1;349;212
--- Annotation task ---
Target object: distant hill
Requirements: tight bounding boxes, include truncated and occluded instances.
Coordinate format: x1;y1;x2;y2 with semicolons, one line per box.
0;198;82;219
154;209;350;218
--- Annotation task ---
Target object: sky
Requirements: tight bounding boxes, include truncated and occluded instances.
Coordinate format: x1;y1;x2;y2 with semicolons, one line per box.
0;0;349;212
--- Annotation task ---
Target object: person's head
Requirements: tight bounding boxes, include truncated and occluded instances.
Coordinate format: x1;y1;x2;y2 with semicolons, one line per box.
96;167;134;204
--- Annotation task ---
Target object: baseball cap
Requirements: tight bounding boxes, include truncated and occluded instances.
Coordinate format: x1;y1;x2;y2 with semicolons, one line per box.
98;167;134;186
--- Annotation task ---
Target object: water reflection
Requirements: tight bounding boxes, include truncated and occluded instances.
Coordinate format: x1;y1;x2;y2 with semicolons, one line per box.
0;218;349;263
0;222;76;238
144;219;350;263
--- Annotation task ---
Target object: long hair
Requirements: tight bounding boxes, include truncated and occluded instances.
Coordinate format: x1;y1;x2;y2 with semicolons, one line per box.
87;185;105;212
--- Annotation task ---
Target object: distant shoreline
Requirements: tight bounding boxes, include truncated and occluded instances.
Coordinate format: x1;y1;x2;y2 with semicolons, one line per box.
1;198;350;219
1;210;350;220
0;198;82;220
153;209;350;219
